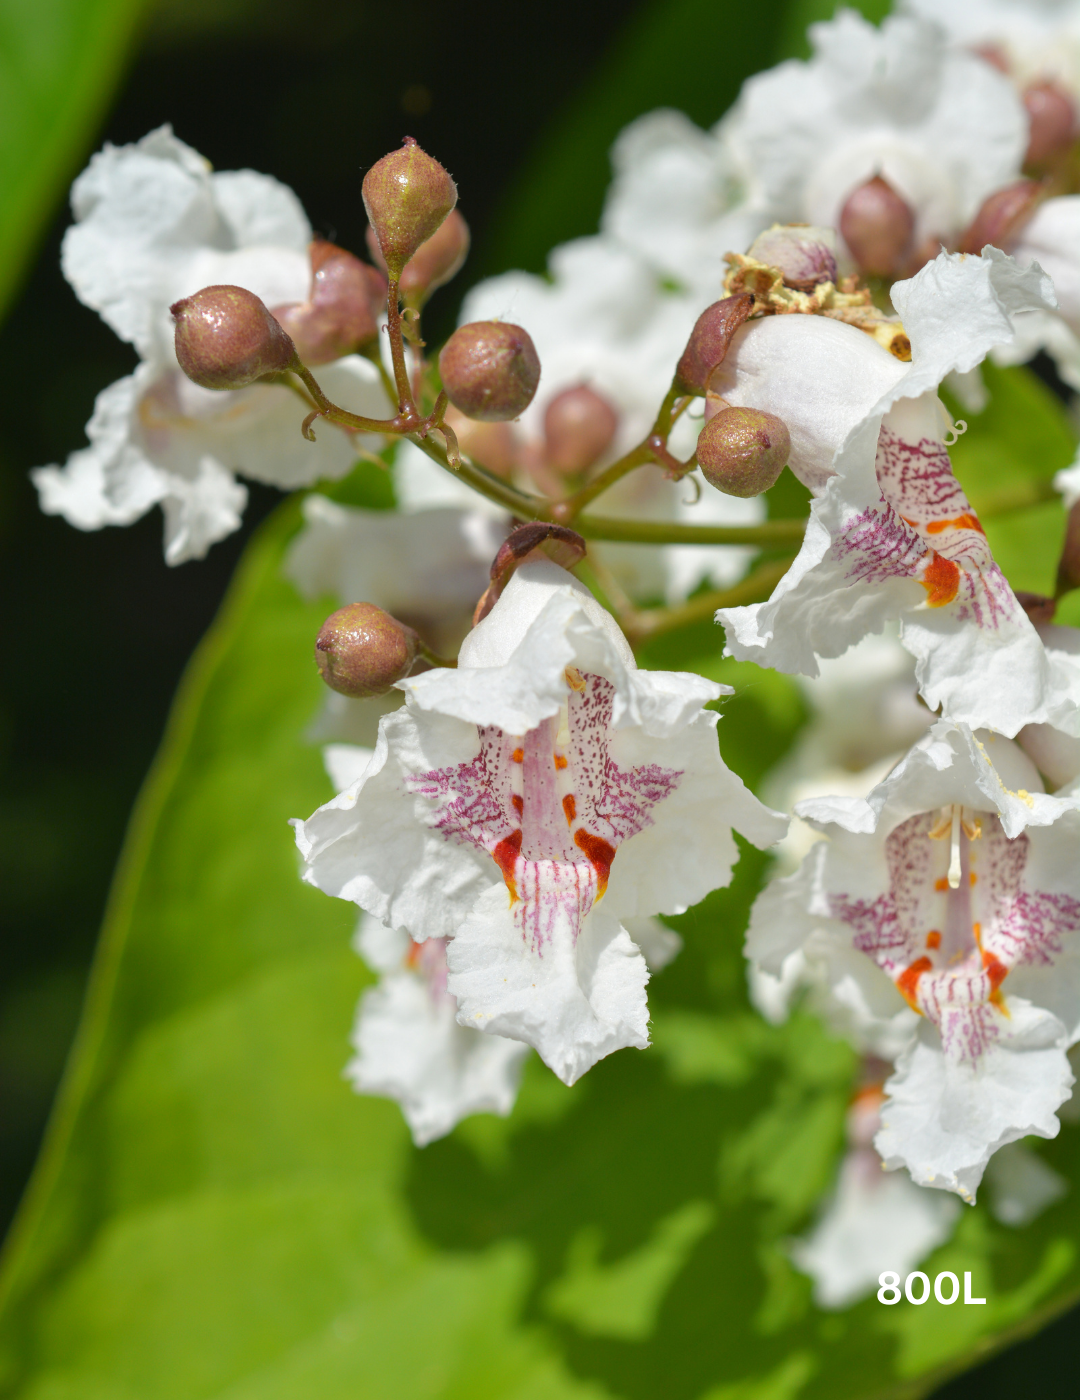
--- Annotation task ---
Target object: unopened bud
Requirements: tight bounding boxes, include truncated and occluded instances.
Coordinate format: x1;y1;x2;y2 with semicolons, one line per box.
1057;499;1080;596
171;285;298;389
272;241;386;365
674;293;754;396
746;225;838;290
443;406;518;479
1023;82;1077;166
439;321;541;421
368;209;470;302
958;180;1043;255
543;385;619;475
314;602;420;698
839;176;915;278
362;137;457;279
695;406;790;497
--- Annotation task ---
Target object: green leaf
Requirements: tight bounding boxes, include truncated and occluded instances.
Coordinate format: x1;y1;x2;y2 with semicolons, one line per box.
945;361;1079;614
0;0;147;322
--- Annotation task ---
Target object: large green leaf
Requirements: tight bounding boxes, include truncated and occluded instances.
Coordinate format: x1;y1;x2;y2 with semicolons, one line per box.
0;0;147;322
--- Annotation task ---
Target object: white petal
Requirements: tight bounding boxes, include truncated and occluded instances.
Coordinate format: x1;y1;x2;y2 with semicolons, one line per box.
623;916;683;972
1011;196;1080;333
790;1148;960;1309
348;964;527;1146
447;884;649;1086
322;744;375;793
876;1002;1073;1201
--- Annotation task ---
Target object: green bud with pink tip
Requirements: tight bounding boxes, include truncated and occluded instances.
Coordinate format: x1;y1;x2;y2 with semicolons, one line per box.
362;137;458;280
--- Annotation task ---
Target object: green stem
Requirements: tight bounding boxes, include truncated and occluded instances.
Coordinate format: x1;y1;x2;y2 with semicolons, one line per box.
385;278;416;413
406;431;547;518
623;557;794;645
574;514;807;547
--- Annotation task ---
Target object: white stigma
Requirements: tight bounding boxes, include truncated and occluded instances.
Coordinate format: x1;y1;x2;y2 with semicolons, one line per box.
947;805;962;890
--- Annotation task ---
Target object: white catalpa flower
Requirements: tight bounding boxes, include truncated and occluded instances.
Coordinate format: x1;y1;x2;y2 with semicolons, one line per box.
900;0;1080;100
601;11;1026;290
748;721;1080;1201
715;247;1080;739
348;914;529;1147
790;1075;960;1309
396;235;763;604
294;559;785;1085
33;127;389;563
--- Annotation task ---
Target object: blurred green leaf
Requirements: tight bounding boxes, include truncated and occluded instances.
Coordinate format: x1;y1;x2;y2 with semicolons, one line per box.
946;361;1078;604
0;0;146;322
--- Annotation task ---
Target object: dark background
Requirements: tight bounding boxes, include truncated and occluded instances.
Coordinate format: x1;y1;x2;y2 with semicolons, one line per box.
0;1;1075;1393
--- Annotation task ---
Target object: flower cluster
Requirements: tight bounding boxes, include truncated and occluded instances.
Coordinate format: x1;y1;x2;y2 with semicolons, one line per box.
33;0;1080;1316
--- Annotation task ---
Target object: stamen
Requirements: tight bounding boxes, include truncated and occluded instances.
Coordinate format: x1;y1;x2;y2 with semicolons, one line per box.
947;805;962;889
565;666;586;693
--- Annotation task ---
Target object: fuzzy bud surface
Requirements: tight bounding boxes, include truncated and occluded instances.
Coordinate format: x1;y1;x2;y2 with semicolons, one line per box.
362;138;457;279
315;602;420;698
696;406;790;497
171;284;298;389
272;241;385;365
439;321;541;421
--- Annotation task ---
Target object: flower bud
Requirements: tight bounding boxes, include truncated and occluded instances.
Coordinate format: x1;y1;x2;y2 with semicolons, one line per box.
439;321;541;421
543;385;619;475
745;224;838;290
958;180;1043;255
272;241;386;365
1023;82;1077;166
674;293;754;396
443;406;519;478
368;209;470;302
695;406;790;497
1057;499;1080;596
473;522;586;624
362;137;457;280
839;176;915;278
171;285;298;389
314;602;420;698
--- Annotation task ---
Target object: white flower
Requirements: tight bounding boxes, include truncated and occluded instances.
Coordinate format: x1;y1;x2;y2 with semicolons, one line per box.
293;559;785;1085
33;127;390;563
790;1075;960;1309
748;721;1080;1201
347;915;529;1147
716;247;1079;739
601;12;1026;290
396;235;763;604
900;0;1080;98
999;196;1080;390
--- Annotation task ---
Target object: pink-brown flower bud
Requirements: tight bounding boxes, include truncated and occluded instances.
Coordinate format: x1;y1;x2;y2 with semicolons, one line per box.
443;406;518;479
1023;82;1078;166
674;293;755;396
171;285;298;389
272;240;386;365
314;602;420;698
695;406;790;497
746;225;838;290
368;209;470;302
543;385;619;476
958;179;1044;254
362;137;457;280
1057;500;1080;596
839;176;915;278
439;321;541;421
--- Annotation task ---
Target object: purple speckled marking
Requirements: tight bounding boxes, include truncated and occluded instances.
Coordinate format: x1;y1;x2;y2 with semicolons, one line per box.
830;430;1019;629
406;672;682;955
828;811;1080;1064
